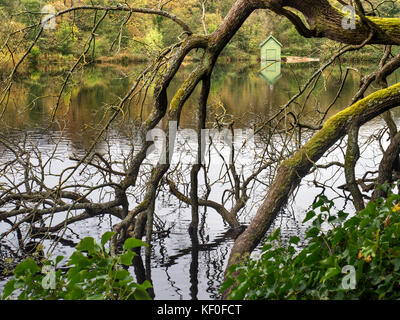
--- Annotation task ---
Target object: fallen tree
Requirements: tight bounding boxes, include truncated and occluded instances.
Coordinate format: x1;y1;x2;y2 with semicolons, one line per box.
1;0;400;299
226;80;400;272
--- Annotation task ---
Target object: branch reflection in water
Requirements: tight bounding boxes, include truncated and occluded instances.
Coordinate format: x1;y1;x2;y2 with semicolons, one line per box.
1;61;399;299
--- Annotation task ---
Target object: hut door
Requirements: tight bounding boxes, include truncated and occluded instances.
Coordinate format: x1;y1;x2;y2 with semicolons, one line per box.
266;49;276;61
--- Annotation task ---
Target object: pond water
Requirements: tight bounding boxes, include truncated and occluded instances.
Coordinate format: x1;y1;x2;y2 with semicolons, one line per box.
0;59;400;300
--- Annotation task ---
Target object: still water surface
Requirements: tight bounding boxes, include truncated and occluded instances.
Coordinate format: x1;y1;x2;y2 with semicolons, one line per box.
1;60;399;299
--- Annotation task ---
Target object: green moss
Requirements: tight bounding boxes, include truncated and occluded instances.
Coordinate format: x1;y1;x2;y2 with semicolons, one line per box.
136;199;150;212
282;82;400;169
168;65;206;117
169;86;185;113
368;17;400;33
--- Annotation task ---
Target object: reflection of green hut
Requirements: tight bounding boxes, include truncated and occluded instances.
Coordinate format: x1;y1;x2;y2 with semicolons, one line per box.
260;60;282;85
260;35;282;62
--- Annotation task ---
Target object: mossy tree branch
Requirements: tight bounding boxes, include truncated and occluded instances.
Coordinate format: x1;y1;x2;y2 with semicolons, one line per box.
225;82;400;297
259;0;400;44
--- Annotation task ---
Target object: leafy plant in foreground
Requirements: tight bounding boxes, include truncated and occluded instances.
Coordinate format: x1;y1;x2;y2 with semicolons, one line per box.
1;232;152;300
222;192;400;299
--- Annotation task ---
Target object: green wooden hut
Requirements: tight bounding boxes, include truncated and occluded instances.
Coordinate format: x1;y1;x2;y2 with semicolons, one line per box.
260;35;282;61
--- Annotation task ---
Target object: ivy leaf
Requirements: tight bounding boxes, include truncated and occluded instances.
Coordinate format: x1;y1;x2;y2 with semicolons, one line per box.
67;286;84;300
303;210;316;223
115;269;130;281
337;211;349;222
123;238;148;250
76;237;95;253
14;258;40;277
321;267;340;283
132;281;152;300
120;251;136;266
305;227;320;239
313;196;328;209
320;256;335;267
68;251;90;267
289;236;300;245
55;256;64;265
2;279;16;299
101;232;117;247
140;280;153;290
219;276;235;293
133;288;151;300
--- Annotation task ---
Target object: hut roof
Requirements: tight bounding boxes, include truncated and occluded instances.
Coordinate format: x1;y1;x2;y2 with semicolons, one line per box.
259;35;282;48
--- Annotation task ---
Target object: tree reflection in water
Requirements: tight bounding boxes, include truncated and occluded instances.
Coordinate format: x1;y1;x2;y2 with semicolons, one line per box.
1;63;399;299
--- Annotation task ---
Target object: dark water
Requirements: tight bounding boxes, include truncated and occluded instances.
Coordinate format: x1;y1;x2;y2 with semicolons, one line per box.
0;60;399;299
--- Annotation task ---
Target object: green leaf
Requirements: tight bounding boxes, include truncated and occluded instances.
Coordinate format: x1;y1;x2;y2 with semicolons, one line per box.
337;210;349;222
67;251;90;267
132;281;152;300
14;258;40;276
101;231;117;247
321;267;340;283
115;269;130;281
2;280;16;299
76;237;95;253
220;277;235;293
0;230;158;300
289;236;300;245
320;256;335;267
66;286;84;300
55;256;64;265
305;227;320;239
140;280;153;290
313;196;328;209
123;238;148;250
133;288;151;300
120;251;136;266
303;210;316;223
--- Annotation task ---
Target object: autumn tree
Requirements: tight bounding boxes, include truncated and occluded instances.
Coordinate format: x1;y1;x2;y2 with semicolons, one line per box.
1;0;400;299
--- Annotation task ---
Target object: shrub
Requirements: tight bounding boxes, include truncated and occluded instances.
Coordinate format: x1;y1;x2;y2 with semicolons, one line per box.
55;22;77;55
28;46;41;67
1;232;152;300
222;192;400;299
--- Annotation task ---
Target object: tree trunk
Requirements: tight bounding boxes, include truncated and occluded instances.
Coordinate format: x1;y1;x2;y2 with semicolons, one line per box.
372;131;400;200
224;82;400;297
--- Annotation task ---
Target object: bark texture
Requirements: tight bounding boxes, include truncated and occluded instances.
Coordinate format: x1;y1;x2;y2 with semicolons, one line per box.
263;0;400;44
